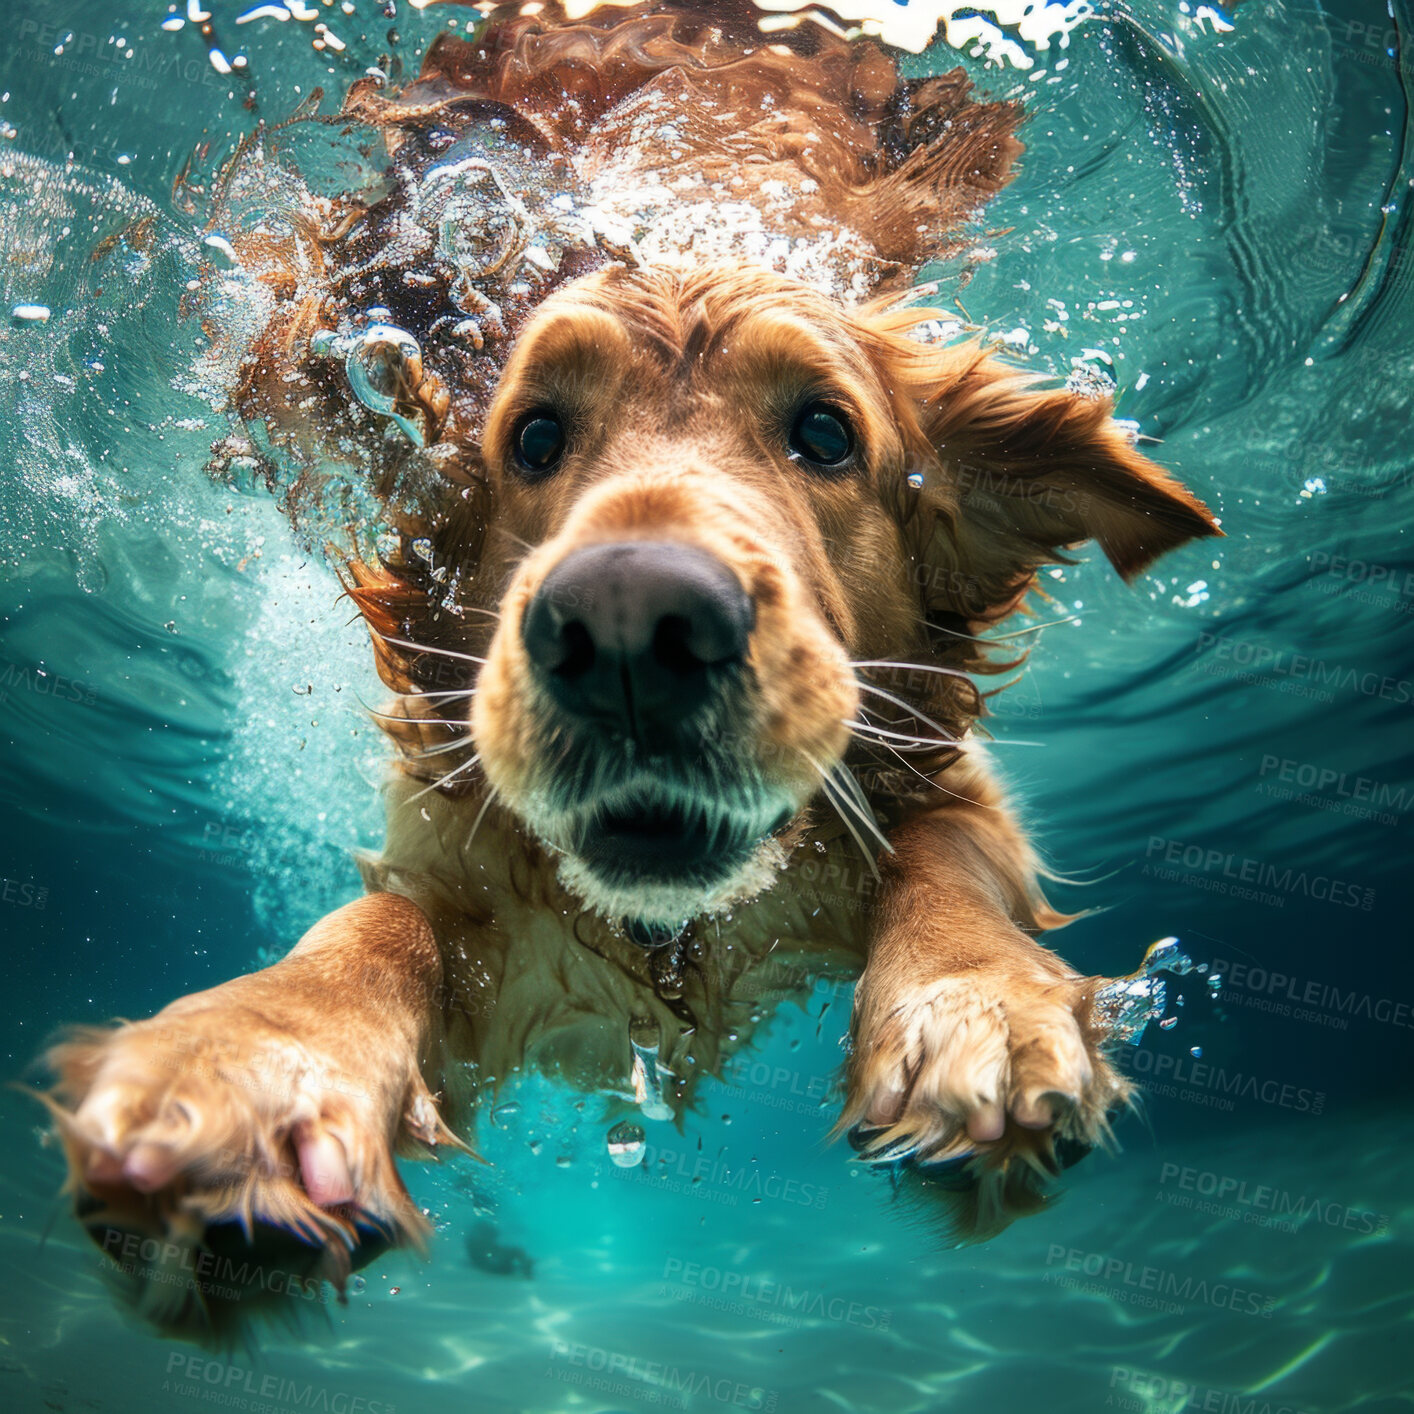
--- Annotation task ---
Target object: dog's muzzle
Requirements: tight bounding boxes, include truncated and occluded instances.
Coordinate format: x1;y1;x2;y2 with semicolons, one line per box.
519;540;787;903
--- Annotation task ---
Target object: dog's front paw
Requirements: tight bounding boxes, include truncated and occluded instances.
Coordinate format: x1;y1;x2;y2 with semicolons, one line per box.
842;961;1129;1177
38;990;459;1336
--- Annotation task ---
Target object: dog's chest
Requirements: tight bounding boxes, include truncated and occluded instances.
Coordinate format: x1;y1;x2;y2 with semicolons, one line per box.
364;776;872;1108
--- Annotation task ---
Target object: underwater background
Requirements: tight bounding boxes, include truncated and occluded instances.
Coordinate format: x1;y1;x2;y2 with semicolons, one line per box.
1;1;1411;1411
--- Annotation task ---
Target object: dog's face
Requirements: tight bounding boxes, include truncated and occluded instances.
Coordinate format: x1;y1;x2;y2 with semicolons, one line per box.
466;263;1219;927
471;266;915;926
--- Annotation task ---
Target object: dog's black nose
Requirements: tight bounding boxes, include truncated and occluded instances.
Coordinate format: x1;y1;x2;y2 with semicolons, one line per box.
522;541;753;729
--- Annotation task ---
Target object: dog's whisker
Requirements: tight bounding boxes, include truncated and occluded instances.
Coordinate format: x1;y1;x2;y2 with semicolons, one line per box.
368;629;488;665
465;789;498;851
828;759;891;852
922;622;1003;647
856;700;919;738
408;754;483;803
846;726;945;752
799;749;889;876
402;736;476;761
817;773;887;878
851;659;974;682
984;615;1082;640
855;712;1006;809
923;615;1081;645
850;724;951;754
363;703;469;729
861;735;1004;809
855;683;960;742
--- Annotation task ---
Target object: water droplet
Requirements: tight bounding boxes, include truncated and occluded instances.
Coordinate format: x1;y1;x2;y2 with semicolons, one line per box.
1159;1016;1178;1030
1207;974;1224;993
629;1023;675;1121
607;1121;646;1168
1189;1046;1203;1059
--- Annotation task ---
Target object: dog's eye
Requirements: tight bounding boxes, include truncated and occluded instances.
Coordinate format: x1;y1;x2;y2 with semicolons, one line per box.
789;402;855;472
512;412;566;478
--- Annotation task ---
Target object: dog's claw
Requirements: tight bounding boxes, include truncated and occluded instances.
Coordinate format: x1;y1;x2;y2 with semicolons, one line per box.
848;1125;925;1164
843;971;1129;1174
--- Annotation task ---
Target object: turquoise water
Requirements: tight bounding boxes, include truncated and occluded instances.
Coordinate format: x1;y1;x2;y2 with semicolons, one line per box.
1;2;1412;1411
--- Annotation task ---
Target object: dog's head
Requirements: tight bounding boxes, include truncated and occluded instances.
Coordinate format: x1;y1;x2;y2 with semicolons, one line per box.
462;262;1219;926
198;3;1220;930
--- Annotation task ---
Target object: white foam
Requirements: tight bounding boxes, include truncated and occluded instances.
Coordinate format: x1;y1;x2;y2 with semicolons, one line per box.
752;0;1093;63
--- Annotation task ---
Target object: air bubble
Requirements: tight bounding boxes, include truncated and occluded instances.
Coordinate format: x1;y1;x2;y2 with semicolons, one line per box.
1092;936;1197;1045
607;1121;646;1168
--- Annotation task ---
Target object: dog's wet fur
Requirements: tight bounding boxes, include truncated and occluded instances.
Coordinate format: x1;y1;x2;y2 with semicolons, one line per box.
37;1;1219;1340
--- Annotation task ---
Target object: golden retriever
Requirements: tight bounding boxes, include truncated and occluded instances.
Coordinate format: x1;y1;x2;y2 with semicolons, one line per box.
38;0;1219;1336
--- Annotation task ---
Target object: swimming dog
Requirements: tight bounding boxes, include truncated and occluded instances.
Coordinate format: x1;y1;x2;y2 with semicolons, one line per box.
39;1;1218;1335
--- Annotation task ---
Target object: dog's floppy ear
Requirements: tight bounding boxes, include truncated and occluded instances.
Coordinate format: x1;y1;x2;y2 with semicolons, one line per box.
872;319;1221;626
